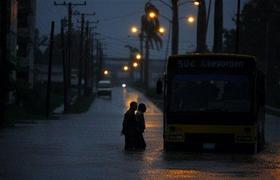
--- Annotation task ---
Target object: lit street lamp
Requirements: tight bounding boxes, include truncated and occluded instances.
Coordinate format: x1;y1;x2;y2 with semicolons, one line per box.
136;53;142;60
187;16;195;24
149;11;157;19
123;65;129;71
133;62;138;68
149;0;200;55
103;70;109;75
131;26;139;33
194;1;200;6
159;26;166;34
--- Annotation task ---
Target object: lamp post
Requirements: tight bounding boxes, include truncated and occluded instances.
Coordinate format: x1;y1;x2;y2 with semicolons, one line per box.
154;14;195;70
149;0;199;55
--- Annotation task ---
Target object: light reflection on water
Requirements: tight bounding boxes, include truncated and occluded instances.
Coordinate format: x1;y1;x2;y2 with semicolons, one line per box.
138;149;280;179
121;88;280;179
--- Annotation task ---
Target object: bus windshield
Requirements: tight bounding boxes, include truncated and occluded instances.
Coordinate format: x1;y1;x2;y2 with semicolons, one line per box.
169;74;251;113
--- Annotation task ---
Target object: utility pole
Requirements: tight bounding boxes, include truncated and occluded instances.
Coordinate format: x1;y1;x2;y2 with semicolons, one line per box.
34;29;39;84
144;38;150;92
95;39;100;82
0;0;8;127
139;32;144;83
89;32;94;92
46;21;55;118
85;22;98;96
171;0;179;55
235;0;241;53
196;0;207;52
84;21;90;96
99;44;104;80
61;18;69;113
78;14;85;96
54;1;86;107
213;0;223;52
74;12;95;96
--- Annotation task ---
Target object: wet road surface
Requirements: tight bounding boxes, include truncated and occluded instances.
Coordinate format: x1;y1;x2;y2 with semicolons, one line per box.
1;87;280;179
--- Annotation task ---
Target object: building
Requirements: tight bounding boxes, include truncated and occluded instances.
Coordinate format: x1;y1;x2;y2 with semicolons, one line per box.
36;56;165;89
17;0;36;87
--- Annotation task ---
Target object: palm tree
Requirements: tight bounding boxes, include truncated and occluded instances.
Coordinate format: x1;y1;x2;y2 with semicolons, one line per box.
141;3;163;91
196;0;207;52
213;0;223;52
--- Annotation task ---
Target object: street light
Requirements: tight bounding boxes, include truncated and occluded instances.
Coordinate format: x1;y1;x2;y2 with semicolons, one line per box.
159;26;166;34
149;0;200;55
148;11;157;19
193;0;200;6
131;26;139;33
187;16;195;24
123;65;129;71
179;0;201;6
133;62;138;68
103;70;109;75
136;53;142;60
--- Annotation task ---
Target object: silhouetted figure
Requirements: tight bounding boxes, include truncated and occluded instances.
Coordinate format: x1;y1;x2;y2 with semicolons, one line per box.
135;103;147;150
156;78;163;94
122;101;138;150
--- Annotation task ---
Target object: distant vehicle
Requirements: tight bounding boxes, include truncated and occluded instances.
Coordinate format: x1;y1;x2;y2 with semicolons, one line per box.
97;80;112;98
163;54;265;153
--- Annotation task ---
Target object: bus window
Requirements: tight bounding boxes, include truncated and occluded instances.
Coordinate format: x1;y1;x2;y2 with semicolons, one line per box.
169;74;250;112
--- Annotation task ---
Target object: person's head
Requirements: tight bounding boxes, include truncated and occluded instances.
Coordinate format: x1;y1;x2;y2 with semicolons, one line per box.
138;103;147;113
130;101;138;111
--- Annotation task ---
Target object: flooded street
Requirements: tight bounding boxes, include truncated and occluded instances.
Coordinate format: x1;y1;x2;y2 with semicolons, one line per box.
1;87;280;179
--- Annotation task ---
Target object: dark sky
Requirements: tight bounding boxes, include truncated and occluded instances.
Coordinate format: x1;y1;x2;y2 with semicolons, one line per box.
37;0;248;59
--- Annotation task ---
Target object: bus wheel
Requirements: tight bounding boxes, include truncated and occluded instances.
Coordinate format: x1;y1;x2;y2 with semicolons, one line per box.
248;143;257;154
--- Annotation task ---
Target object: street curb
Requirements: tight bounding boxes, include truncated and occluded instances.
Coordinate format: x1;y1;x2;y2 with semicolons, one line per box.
53;95;78;114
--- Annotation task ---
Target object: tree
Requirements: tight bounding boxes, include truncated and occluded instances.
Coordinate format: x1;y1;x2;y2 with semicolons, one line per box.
141;2;163;91
213;0;223;52
223;0;280;106
40;30;81;68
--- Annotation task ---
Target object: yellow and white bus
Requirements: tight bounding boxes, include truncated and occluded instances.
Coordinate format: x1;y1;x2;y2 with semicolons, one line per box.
163;54;265;153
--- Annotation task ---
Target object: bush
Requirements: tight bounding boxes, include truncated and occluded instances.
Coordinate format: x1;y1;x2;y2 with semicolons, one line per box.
15;81;63;116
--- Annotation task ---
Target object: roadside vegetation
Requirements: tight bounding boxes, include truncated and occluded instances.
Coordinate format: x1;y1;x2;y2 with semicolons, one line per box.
69;93;95;114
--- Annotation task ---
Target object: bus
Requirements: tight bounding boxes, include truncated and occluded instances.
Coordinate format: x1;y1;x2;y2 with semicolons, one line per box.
163;54;265;153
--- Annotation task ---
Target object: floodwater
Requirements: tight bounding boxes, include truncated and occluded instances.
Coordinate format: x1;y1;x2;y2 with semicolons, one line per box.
1;87;280;179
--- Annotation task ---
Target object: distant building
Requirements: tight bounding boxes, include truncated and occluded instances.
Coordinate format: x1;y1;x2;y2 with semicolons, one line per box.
36;56;165;89
17;0;36;87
